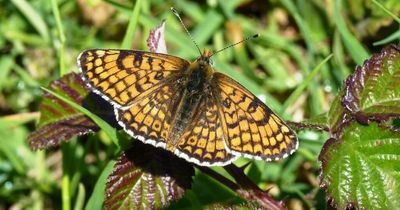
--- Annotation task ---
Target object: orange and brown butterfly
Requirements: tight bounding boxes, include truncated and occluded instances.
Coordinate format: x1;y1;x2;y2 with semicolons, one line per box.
77;13;298;167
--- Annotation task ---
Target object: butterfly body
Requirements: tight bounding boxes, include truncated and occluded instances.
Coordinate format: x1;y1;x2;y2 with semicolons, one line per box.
161;49;214;151
78;49;298;166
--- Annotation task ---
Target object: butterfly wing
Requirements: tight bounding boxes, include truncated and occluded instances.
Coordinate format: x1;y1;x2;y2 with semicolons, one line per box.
175;93;236;166
212;73;298;161
78;49;189;108
115;80;184;148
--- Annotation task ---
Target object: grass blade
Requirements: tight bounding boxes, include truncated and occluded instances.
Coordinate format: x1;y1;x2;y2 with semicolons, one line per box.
73;184;86;210
282;54;333;114
373;30;400;46
51;0;67;75
372;0;400;24
121;0;142;49
62;156;71;210
10;0;49;42
334;0;369;64
84;160;116;210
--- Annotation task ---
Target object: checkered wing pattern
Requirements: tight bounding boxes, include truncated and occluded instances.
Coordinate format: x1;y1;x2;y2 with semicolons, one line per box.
78;49;189;108
213;73;298;161
176;94;236;165
114;81;183;148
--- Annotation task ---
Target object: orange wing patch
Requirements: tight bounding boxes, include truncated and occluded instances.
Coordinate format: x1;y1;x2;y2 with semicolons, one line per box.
115;82;183;148
176;95;236;166
78;49;189;108
213;73;298;161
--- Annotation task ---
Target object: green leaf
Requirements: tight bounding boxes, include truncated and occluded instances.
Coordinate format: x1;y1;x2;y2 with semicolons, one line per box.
319;122;400;209
104;141;194;210
327;89;350;136
342;44;400;123
0;121;30;174
0;55;14;91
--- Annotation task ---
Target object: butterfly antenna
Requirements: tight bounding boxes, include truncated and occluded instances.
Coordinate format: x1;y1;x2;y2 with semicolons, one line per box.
171;7;202;56
210;34;259;57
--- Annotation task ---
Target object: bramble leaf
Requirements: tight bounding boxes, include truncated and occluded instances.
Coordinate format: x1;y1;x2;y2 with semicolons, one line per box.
343;44;400;124
319;122;400;209
320;44;400;209
28;73;98;149
105;141;194;210
28;72;117;150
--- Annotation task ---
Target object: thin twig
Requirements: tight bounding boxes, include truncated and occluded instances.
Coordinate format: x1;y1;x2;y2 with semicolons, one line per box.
197;164;285;210
224;164;285;210
196;166;239;190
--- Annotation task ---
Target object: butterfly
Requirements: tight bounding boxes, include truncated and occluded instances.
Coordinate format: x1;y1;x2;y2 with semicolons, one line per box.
78;47;298;166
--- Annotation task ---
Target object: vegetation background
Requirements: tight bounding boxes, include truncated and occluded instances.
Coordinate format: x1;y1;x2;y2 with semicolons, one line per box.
0;0;399;209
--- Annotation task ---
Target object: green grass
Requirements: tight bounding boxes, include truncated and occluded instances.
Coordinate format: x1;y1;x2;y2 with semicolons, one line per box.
1;0;399;209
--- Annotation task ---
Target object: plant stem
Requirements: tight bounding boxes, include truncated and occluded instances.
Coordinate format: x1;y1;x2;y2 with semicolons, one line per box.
224;164;285;210
51;0;66;75
196;166;239;190
61;144;71;210
197;164;285;210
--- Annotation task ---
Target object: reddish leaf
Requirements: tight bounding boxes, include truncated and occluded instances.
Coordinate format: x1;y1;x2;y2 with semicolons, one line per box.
29;115;96;149
28;73;98;150
105;141;194;210
342;44;400;124
147;20;167;54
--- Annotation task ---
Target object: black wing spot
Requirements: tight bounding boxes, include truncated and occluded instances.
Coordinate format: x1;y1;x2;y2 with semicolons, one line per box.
116;53;125;69
247;100;258;113
223;98;231;108
159;60;165;69
155;72;164;80
147;56;154;70
133;52;144;67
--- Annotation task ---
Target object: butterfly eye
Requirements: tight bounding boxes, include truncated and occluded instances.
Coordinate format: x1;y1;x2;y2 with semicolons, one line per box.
208;59;213;66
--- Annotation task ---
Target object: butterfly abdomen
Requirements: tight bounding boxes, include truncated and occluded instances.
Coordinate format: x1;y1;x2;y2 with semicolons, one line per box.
166;60;213;149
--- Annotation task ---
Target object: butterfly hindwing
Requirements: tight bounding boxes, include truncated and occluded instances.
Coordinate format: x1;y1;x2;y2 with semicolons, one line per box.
115;81;184;148
78;49;189;108
212;73;298;161
176;93;236;166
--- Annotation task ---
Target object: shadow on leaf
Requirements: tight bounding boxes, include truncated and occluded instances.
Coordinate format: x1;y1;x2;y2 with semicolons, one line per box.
105;140;194;210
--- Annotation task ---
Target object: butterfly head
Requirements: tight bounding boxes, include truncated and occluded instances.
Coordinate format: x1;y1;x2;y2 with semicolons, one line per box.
196;49;213;66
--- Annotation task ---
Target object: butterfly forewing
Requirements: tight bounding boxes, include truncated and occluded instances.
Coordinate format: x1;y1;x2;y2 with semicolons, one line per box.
213;73;298;161
78;49;189;108
176;94;236;166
